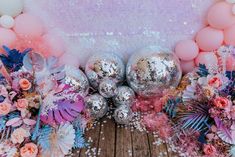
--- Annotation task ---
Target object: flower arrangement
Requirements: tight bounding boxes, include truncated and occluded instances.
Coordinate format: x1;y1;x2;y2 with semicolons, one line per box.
0;46;88;157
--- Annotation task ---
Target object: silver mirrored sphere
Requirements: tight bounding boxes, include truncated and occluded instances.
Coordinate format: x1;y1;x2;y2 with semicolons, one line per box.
126;47;182;97
98;79;117;98
113;105;132;125
113;86;135;107
64;66;89;97
85;94;108;119
85;53;125;88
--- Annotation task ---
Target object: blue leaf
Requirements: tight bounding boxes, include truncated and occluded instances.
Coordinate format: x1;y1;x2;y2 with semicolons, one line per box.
0;116;6;132
164;97;181;118
73;129;87;149
196;64;209;77
37;125;53;151
31;107;42;141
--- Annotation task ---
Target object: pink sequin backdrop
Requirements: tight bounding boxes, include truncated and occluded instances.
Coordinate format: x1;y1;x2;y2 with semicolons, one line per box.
24;0;215;66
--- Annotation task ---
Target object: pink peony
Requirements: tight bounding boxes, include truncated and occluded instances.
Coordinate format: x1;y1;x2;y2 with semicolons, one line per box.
208;76;222;88
213;97;230;109
203;144;217;156
19;78;32;91
0;102;11;115
20;143;38;157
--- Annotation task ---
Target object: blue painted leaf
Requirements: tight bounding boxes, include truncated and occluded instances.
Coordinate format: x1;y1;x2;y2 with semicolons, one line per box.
37;125;53;151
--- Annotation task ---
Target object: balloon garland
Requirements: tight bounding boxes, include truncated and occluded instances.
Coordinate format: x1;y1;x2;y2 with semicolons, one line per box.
0;0;235;157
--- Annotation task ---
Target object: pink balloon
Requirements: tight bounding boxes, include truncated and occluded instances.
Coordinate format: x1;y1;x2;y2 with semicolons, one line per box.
196;27;224;51
42;33;65;57
224;24;235;46
195;52;218;68
13;13;44;38
175;40;199;61
0;28;16;49
180;60;195;74
226;54;235;71
207;1;235;29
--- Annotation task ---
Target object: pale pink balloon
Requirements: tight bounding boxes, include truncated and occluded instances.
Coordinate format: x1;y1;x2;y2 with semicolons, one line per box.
195;52;218;68
226;54;235;71
196;27;224;51
42;33;65;57
180;60;195;74
175;40;199;61
207;1;235;29
224;24;235;45
13;13;44;38
0;28;17;49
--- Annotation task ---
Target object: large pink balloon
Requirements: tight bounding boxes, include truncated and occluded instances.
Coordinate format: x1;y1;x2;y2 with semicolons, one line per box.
226;54;235;71
180;60;195;74
0;28;17;49
13;13;44;38
195;52;218;68
196;27;224;51
224;24;235;45
207;1;235;29
42;33;65;57
175;40;199;61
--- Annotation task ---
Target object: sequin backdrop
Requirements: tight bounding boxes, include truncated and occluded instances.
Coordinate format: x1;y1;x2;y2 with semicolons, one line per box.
23;0;215;66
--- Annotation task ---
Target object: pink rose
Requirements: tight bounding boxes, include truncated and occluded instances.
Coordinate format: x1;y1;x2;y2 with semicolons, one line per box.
16;99;29;111
20;143;38;157
19;78;32;91
203;144;216;156
208;76;222;88
213;97;230;109
0;102;11;115
11;128;30;144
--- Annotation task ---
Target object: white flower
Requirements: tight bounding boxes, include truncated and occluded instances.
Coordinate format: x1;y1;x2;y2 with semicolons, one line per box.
230;145;235;157
43;123;75;157
10;128;30;144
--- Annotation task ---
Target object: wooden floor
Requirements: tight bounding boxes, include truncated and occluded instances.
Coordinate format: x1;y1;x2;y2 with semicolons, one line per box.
72;118;177;157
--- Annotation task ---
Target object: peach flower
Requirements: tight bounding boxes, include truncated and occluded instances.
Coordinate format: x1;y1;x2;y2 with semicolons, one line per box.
20;143;38;157
208;76;222;88
16;99;29;111
11;128;30;144
213;97;230;109
0;102;11;115
203;144;216;156
19;79;32;91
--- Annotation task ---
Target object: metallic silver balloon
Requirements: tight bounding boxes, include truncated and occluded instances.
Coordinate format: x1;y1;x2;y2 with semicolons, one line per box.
98;79;117;98
85;94;108;119
126;47;182;97
85;53;125;88
64;66;89;97
113;105;132;125
113;86;135;107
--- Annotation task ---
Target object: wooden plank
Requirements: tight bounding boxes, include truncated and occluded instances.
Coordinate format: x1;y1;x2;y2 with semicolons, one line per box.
132;130;151;157
98;118;116;157
148;133;169;157
165;143;178;157
115;125;133;157
79;121;101;157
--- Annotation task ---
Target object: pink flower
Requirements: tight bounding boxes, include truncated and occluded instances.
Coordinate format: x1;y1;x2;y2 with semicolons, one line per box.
213;97;230;109
203;144;216;156
19;78;32;91
20;143;38;157
0;102;11;115
208;76;222;88
11;128;30;144
16;99;29;111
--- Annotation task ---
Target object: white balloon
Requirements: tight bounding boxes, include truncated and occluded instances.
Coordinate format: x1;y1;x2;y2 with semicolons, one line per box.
0;0;24;17
0;15;15;28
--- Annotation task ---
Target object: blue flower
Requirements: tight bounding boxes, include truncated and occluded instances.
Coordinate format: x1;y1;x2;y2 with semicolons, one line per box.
0;46;31;72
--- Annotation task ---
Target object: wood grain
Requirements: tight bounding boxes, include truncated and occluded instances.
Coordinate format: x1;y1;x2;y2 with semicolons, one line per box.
148;133;168;157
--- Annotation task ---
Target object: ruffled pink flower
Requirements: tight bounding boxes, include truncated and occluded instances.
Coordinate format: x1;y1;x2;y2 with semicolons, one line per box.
0;102;11;115
19;78;32;91
203;144;217;156
213;97;230;109
208;76;222;88
20;143;38;157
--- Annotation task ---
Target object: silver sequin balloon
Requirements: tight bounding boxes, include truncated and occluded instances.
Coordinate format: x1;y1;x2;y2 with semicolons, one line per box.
98;79;117;98
113;105;132;125
85;53;125;88
126;47;182;97
64;66;89;97
113;86;135;107
85;94;108;119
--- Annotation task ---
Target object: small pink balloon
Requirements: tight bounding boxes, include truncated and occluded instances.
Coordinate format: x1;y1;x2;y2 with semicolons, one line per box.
0;28;16;49
175;40;199;61
196;27;224;51
180;60;195;74
42;33;65;57
207;1;235;29
195;52;218;68
224;24;235;45
13;13;44;38
226;54;235;71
